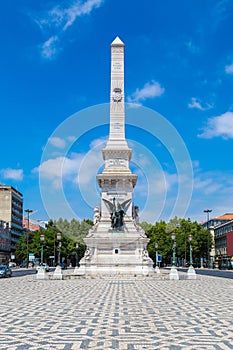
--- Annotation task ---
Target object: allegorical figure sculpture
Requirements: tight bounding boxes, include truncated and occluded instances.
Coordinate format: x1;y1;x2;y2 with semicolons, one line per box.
110;198;125;230
142;248;149;261
102;197;131;231
84;247;92;260
132;205;139;224
93;206;100;225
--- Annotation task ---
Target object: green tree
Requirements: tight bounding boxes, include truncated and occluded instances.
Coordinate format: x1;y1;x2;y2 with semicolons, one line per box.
140;221;153;232
146;221;172;265
143;217;213;266
16;218;94;266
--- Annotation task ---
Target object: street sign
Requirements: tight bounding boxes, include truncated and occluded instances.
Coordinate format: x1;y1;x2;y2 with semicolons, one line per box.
157;255;162;262
29;253;35;261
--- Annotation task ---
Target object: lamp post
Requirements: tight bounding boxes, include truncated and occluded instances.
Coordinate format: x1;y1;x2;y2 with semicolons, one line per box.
171;232;176;266
76;243;79;267
155;243;160;273
189;234;193;267
53;232;56;267
40;234;45;264
24;209;33;268
187;233;196;279
169;232;179;280
57;232;61;266
73;242;80;274
52;231;63;280
204;209;212;268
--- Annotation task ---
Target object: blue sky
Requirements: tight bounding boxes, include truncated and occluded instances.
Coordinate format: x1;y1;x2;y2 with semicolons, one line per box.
1;0;233;224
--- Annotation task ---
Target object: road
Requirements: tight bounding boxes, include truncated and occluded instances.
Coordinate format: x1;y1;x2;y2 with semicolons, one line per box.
11;267;55;277
10;266;233;279
179;267;233;279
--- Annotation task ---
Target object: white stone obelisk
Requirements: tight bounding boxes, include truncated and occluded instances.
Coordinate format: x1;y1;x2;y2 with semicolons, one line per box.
97;36;137;224
77;37;154;276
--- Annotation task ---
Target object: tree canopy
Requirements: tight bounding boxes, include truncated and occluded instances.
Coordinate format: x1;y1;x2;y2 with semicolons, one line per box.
144;217;212;266
15;216;212;267
15;218;93;265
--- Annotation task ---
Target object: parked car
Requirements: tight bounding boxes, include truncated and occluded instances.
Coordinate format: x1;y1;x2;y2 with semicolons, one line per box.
0;265;12;278
9;262;16;268
36;263;50;273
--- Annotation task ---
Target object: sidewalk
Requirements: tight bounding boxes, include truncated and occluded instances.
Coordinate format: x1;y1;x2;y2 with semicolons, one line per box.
0;272;232;349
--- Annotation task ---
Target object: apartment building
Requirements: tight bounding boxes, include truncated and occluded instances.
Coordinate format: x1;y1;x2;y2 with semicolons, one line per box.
0;184;23;252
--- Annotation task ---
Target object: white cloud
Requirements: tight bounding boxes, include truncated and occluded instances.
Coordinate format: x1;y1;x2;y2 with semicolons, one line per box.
89;136;107;149
188;97;213;111
198;111;233;139
127;80;165;104
67;136;76;142
187;166;233;222
1;168;23;181
49;137;66;149
225;63;233;74
34;153;82;188
35;136;104;189
40;35;60;60
36;0;104;59
51;0;104;31
78;149;103;185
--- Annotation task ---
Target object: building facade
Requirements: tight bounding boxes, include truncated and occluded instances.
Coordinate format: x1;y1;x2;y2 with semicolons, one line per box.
214;219;233;269
0;184;23;253
202;213;233;269
22;218;46;231
0;220;11;263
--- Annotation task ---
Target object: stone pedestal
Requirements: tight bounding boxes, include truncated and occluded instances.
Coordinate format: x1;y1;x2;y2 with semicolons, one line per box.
187;265;197;280
73;266;84;276
36;267;48;280
169;266;179;280
53;265;63;280
78;219;154;276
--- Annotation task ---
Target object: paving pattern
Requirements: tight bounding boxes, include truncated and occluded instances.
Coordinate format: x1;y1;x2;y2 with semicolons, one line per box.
0;271;233;349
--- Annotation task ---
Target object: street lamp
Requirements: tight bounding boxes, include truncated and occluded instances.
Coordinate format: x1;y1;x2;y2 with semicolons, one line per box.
189;234;193;266
40;234;45;264
171;232;176;266
187;233;196;279
155;243;160;274
169;232;179;280
24;209;33;268
76;243;79;267
57;232;61;266
204;209;212;267
155;243;158;266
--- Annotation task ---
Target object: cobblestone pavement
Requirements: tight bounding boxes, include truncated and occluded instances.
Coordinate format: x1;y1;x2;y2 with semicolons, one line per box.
0;271;233;350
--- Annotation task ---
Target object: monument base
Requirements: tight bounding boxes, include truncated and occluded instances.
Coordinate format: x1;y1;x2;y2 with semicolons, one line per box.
79;222;154;276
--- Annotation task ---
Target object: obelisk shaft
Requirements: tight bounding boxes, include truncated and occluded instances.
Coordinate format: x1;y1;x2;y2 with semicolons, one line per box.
109;37;125;143
97;36;137;221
